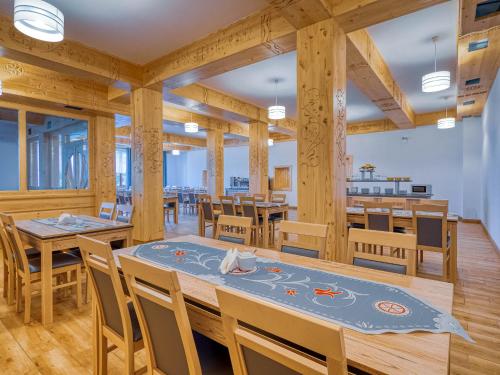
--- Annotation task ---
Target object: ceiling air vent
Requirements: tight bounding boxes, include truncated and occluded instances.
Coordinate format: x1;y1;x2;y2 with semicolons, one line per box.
463;100;476;106
64;105;83;111
465;78;481;85
475;0;500;19
468;38;489;52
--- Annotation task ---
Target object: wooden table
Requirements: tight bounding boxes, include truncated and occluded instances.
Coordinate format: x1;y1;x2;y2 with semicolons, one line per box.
163;194;179;224
16;215;133;326
347;206;459;283
201;201;289;248
114;235;453;375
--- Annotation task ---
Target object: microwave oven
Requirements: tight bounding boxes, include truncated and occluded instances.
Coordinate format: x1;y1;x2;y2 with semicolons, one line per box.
411;184;432;195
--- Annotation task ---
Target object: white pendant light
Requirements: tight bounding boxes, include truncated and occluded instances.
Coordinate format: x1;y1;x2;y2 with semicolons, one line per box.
0;81;3;96
184;112;199;133
268;79;286;120
172;149;180;156
14;0;64;42
267;138;274;146
422;36;450;93
437;99;455;130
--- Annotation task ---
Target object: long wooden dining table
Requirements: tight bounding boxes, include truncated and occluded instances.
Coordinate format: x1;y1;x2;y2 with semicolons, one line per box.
201;201;289;248
16;215;133;326
113;234;453;374
347;206;459;283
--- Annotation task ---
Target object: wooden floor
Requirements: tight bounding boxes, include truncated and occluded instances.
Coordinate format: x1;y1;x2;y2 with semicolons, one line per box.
1;211;499;374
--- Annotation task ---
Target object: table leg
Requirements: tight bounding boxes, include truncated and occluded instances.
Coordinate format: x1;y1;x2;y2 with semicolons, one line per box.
125;229;133;247
41;242;53;326
263;209;270;248
198;205;204;237
174;201;179;224
449;222;458;283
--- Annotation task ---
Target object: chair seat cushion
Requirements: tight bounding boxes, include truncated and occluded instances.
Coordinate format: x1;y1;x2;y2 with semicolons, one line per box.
218;235;245;245
350;223;365;229
195;332;232;374
281;245;319;259
127;301;142;342
25;248;40;258
394;226;406;234
28;252;82;273
353;258;406;275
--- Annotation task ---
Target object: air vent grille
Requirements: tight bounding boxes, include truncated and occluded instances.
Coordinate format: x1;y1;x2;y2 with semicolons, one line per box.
465;78;481;86
468;39;489;52
64;105;83;111
463;100;476;106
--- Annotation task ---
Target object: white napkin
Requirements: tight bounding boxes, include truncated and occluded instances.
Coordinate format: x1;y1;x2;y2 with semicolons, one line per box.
219;249;239;274
58;213;77;225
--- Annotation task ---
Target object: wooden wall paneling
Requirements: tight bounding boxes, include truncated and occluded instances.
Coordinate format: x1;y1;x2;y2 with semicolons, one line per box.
131;87;164;242
18;109;27;192
206;129;224;196
94;115;116;213
297;18;347;262
273;166;292;191
249;121;269;196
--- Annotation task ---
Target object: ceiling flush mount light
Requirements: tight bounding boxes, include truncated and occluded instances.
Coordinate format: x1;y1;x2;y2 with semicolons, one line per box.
437;98;455;130
267;138;274;146
172;149;180;156
268;79;286;120
14;0;64;42
184;112;199;133
422;36;450;93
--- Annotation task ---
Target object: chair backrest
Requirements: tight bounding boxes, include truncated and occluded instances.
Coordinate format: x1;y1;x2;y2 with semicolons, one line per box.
119;254;202;375
0;217;17;274
188;192;197;204
216;287;348;375
233;192;248;203
253;193;267;202
115;204;134;224
198;194;215;221
76;235;134;341
240;197;258;225
219;196;237;216
420;199;449;207
277;220;328;259
99;202;116;220
352;197;374;207
412;204;448;250
380;198;405;210
216;215;252;245
0;213;30;275
363;202;394;232
270;193;286;203
347;228;417;276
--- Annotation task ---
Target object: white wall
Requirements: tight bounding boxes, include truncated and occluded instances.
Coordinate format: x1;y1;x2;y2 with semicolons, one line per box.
224;146;249;189
480;69;500;249
268;141;298;206
0;120;19;190
462;117;483;219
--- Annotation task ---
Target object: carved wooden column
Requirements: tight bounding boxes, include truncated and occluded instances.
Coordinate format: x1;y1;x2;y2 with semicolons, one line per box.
94;115;116;212
131;86;164;242
297;18;347;262
249;120;269;197
206;128;224;197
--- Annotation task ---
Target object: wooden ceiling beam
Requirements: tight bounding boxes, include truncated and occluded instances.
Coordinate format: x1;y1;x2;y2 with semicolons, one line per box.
347;29;415;129
0;57;129;115
0;15;143;86
115;127;207;148
460;0;500;36
143;8;296;88
267;0;334;29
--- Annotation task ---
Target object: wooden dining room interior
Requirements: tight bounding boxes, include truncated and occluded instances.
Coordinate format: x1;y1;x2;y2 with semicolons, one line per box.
0;0;498;374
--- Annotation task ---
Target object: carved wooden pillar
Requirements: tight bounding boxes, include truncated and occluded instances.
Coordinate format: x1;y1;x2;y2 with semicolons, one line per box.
249;120;269;197
206;128;224;197
131;86;164;242
94;115;116;213
297;18;347;262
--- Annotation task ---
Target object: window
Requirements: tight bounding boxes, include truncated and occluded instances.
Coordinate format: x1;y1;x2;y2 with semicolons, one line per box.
0;108;19;190
27;112;89;190
116;146;131;188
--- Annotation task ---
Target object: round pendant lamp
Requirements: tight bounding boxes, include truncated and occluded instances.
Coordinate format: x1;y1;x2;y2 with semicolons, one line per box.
268;79;286;120
422;36;450;93
14;0;64;42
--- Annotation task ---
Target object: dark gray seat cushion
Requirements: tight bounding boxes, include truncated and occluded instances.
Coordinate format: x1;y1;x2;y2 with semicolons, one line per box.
25;248;40;258
350;223;365;229
28;252;82;273
195;332;233;375
218;235;245;245
281;245;319;259
353;258;406;275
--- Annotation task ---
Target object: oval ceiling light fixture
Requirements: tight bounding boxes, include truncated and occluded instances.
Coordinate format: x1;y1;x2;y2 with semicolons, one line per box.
14;0;64;42
422;36;450;93
268;79;286;120
437;97;455;130
267;138;274;146
184;112;199;133
0;81;3;96
172;149;180;156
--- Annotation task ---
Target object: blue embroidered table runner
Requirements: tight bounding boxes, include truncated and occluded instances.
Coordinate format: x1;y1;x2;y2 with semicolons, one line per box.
34;217;113;233
134;241;471;341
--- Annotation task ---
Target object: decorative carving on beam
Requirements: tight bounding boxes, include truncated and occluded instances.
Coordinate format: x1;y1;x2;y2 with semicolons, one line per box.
143;8;296;88
0;15;142;86
115;126;207;148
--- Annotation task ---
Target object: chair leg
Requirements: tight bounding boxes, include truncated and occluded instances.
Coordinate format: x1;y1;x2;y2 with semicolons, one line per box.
99;334;108;375
76;266;82;309
2;263;7;298
7;266;15;305
125;345;135;375
23;280;31;324
16;275;22;313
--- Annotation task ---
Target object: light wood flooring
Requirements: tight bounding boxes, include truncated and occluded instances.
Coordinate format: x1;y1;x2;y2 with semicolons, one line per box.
0;211;499;374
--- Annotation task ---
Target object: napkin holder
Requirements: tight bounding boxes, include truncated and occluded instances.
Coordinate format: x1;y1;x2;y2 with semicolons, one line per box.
219;250;239;274
58;213;77;225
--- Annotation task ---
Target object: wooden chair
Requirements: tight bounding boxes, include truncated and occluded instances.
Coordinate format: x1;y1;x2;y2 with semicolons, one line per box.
412;204;451;281
352;197;375;207
198;194;219;238
219;195;237;216
380;198;405;209
363;202;394;232
233;192;248;204
188;192;198;215
0;213;82;323
253;193;267;202
420;199;449;207
76;235;145;375
216;286;348;375
347;228;417;276
163;197;177;223
277;220;328;259
240;197;270;246
0;221;17;305
270;193;286;203
99;202;116;220
215;215;252;245
115;204;134;224
119;255;232;375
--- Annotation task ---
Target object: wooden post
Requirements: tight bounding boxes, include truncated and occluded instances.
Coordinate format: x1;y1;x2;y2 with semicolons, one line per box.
297;19;347;262
131;87;164;242
206;128;224;197
249;120;269;197
94;115;116;213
